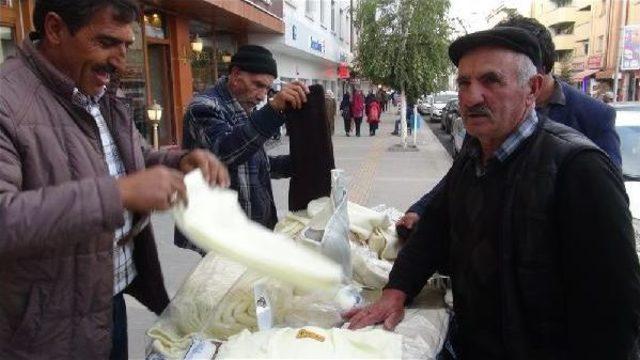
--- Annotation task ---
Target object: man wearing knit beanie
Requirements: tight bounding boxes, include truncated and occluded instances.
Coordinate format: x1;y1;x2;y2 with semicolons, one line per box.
176;45;311;251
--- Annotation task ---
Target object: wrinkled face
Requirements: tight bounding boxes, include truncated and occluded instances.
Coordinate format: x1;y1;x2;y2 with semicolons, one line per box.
456;47;537;143
228;68;274;109
47;7;134;96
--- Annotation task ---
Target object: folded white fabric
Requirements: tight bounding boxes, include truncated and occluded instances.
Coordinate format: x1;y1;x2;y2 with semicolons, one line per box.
173;170;343;291
217;326;403;359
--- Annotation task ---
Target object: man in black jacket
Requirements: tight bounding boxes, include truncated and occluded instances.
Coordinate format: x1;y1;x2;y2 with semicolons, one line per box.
397;17;620;238
346;27;640;359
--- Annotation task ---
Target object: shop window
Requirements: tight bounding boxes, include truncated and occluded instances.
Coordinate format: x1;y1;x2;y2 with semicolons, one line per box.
215;34;237;81
0;26;16;63
117;22;148;138
143;11;167;39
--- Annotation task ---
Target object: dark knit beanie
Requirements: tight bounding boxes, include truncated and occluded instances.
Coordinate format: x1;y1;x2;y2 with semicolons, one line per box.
230;45;278;78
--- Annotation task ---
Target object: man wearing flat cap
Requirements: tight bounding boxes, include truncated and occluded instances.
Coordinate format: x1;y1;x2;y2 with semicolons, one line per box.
176;46;309;250
346;27;640;358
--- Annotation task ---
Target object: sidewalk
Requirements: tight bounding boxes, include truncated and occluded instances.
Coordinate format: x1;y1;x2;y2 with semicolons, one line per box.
125;107;453;359
270;108;453;213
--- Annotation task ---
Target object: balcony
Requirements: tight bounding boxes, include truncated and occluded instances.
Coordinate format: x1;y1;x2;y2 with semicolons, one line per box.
541;6;577;28
553;34;577;51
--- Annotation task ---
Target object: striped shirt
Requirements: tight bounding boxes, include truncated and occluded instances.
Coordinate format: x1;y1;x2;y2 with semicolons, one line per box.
72;88;137;295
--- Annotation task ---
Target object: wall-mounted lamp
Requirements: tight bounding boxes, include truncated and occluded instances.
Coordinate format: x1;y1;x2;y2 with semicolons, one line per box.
147;100;163;150
221;51;232;63
191;35;203;53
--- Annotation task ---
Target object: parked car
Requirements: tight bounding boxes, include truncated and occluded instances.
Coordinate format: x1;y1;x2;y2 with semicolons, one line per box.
612;102;640;252
429;91;457;123
450;114;465;158
417;95;432;115
440;98;459;133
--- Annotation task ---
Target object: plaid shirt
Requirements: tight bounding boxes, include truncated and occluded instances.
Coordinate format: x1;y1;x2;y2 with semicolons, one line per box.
177;77;292;250
72;89;136;295
469;109;539;177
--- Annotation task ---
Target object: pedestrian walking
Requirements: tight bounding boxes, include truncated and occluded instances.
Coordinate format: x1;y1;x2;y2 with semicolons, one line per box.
351;90;365;137
367;99;381;136
0;1;230;358
325;90;336;135
340;93;352;136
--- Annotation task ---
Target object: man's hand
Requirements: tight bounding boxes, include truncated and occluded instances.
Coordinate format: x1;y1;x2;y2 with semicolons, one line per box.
179;149;230;187
117;166;187;212
396;212;420;229
344;289;407;331
269;81;310;111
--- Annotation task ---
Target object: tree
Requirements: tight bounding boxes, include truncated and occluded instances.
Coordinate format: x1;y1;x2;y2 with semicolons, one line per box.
558;57;574;84
498;7;520;19
354;0;451;148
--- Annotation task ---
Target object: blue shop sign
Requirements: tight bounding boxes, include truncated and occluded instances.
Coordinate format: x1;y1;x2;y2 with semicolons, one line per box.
310;36;325;53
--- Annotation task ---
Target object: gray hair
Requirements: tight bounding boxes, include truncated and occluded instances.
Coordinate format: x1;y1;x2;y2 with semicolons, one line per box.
515;53;537;87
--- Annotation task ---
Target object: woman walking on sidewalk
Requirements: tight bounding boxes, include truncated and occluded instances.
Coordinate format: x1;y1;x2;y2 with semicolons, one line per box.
340;93;352;136
367;99;381;136
351;90;365;137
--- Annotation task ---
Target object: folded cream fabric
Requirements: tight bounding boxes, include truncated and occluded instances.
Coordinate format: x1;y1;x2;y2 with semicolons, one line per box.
217;326;403;359
173;170;343;291
278;197;400;261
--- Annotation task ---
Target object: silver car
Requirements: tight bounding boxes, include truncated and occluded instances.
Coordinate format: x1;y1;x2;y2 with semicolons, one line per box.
613;103;640;252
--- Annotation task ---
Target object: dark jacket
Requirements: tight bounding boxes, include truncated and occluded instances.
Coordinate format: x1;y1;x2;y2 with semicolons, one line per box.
340;94;351;119
0;39;176;359
389;118;640;359
409;84;620;215
548;80;620;167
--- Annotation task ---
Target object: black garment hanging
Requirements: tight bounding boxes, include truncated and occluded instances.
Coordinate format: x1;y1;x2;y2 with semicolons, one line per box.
285;84;336;211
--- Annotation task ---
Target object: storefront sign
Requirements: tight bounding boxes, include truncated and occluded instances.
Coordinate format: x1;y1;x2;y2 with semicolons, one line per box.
338;63;350;79
622;25;640;70
310;36;325;53
291;25;297;40
587;54;602;69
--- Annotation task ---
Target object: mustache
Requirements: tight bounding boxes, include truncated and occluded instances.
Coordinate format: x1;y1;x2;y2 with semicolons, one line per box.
464;105;492;117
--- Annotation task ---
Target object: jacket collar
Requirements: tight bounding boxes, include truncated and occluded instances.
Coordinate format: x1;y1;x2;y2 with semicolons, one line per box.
18;36;78;101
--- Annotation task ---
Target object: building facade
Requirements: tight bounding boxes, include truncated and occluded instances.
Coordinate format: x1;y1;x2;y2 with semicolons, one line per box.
531;0;639;101
249;0;355;101
0;0;285;147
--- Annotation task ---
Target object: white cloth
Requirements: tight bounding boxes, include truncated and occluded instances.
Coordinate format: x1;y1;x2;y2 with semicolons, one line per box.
217;326;403;359
173;170;343;291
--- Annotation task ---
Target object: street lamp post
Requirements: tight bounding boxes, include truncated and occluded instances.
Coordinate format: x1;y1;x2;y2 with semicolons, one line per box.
147;100;163;150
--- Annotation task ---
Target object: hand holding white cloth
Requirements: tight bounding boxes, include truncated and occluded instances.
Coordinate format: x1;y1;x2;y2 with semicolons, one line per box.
173;170;343;291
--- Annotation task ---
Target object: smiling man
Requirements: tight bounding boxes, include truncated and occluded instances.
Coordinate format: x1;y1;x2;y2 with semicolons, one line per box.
176;45;309;247
0;1;229;359
345;27;640;359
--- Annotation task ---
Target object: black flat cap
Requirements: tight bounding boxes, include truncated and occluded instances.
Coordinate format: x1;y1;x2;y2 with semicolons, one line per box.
231;45;278;78
448;26;542;69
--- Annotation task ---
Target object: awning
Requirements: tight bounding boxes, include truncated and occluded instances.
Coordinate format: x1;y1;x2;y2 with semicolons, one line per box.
571;69;598;82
